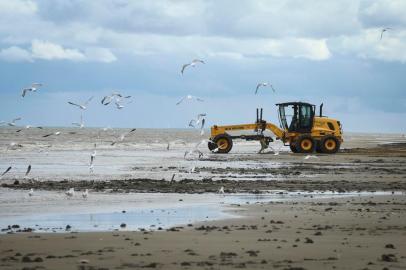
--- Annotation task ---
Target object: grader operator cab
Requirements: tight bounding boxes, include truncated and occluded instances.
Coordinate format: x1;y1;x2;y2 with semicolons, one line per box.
208;102;343;154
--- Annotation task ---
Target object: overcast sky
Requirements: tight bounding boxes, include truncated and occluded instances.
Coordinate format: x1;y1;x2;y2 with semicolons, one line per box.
0;0;405;133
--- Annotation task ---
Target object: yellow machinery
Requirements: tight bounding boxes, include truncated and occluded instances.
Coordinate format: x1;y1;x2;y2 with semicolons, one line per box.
208;102;343;154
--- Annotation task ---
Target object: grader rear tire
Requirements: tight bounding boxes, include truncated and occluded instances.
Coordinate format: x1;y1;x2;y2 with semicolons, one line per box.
319;135;340;154
211;134;233;154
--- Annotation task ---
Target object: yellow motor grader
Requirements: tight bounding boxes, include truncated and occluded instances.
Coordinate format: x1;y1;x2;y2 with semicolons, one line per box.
208;102;343;154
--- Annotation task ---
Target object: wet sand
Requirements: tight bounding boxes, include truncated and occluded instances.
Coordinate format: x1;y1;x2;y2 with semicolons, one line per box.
1;195;405;270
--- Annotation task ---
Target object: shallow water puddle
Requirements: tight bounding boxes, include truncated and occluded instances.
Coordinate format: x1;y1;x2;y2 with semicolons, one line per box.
0;190;399;233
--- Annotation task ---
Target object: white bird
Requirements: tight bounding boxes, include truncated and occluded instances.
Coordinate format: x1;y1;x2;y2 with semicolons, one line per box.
115;102;124;109
25;164;32;177
304;155;319;160
111;128;136;146
219;186;225;194
200;118;206;136
72;114;85;128
255;82;276;94
68;96;94;110
189;166;196;173
21;83;42;97
65;188;75;197
82;189;89;199
6;142;23;151
188;113;206;128
176;95;204;105
184;149;203;160
16;125;43;132
166;139;186;150
42;131;61;138
28;188;34;197
380;27;392;40
101;92;131;105
181;59;205;74
0;117;22;127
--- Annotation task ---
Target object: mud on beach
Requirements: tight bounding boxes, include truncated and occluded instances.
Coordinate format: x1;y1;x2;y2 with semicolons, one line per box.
3;143;406;193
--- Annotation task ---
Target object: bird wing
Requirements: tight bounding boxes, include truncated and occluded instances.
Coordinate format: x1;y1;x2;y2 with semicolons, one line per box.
380;30;384;40
12;117;22;123
68;101;81;108
84;96;94;106
25;165;31;176
1;166;12;176
101;96;109;105
270;85;276;92
196;97;204;102
22;88;30;97
189;119;196;127
201;118;205;130
192;59;206;64
181;64;190;74
192;59;205;64
176;96;185;105
255;83;261;94
42;133;53;138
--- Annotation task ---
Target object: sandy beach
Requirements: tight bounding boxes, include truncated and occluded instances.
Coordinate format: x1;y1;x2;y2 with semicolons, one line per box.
1;129;406;269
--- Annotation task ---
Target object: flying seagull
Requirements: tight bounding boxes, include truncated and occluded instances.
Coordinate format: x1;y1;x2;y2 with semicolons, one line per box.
16;125;43;132
181;59;205;74
89;143;96;173
21;83;42;98
176;95;204;105
189;113;206;128
72;114;85;128
111;128;136;146
25;164;32;177
255;82;276;94
42;131;61;138
219;186;225;194
0;117;22;127
102;92;132;106
1;166;12;177
68;96;94;110
380;27;392;40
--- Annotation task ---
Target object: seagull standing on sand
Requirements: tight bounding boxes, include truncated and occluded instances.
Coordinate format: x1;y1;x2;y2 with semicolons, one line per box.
1;166;12;177
181;59;205;74
21;83;42;97
176;95;204;105
255;82;276;94
28;188;34;197
219;186;225;194
65;188;75;198
380;27;392;40
82;189;89;199
304;155;318;160
89;144;96;173
68;96;94;110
